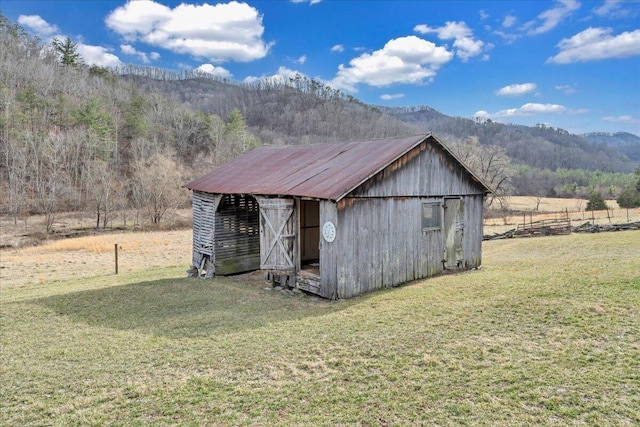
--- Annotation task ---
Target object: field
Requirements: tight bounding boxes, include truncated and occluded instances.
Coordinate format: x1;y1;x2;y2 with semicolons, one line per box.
1;220;639;425
484;196;640;235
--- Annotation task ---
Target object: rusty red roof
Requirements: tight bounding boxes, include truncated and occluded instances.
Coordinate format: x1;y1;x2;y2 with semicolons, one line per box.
186;133;491;200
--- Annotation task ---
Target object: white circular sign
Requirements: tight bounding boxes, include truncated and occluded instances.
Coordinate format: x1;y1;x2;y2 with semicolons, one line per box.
322;221;336;242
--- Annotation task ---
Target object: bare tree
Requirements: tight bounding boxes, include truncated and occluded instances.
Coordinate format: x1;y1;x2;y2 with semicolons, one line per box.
130;153;188;225
37;133;71;233
533;194;543;211
447;136;514;208
85;159;124;229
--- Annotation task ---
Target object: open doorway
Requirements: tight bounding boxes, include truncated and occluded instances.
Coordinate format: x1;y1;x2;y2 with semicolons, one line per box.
299;199;320;275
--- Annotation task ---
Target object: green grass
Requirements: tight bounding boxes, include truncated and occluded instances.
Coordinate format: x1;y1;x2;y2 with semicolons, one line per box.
1;232;639;426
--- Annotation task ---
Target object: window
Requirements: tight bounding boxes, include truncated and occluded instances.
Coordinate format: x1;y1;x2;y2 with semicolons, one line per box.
422;202;441;231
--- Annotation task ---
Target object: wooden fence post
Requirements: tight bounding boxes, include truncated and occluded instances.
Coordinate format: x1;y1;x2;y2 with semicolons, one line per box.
115;243;119;274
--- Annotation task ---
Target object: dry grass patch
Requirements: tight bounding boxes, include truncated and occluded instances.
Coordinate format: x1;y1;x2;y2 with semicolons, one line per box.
1;230;192;289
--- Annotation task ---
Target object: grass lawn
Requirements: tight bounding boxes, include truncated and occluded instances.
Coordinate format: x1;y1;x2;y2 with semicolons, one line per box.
1;231;639;426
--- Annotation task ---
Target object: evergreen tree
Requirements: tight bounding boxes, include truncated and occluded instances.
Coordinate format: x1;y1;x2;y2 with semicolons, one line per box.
586;191;607;211
52;37;82;67
617;186;640;209
617;168;640;221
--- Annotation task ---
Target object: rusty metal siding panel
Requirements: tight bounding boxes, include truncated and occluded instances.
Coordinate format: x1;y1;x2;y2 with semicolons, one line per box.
186;134;490;201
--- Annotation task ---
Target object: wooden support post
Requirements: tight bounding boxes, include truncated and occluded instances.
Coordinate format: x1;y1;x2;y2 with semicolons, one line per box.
114;243;119;274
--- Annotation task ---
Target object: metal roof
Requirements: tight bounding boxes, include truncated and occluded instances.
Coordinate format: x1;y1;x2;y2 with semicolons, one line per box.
186;133;492;201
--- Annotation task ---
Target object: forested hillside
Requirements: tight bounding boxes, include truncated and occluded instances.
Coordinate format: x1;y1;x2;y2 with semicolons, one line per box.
0;16;262;229
582;132;640;162
121;72;414;146
1;13;638;232
122;66;639;200
0;14;416;230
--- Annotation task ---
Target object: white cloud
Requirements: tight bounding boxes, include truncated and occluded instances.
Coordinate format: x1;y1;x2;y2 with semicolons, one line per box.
593;0;630;18
480;10;489;20
196;63;232;78
494;30;520;43
290;0;322;4
105;1;272;62
502;15;517;28
120;44;159;63
520;103;568;114
380;93;405;100
16;14;122;68
603;115;639;124
330;44;344;53
414;21;487;61
295;55;307;64
474;103;570;119
330;35;453;92
18;15;59;36
547;27;640;63
555;84;577;94
77;44;123;67
496;83;537;96
244;66;307;85
524;0;580;36
120;44;136;55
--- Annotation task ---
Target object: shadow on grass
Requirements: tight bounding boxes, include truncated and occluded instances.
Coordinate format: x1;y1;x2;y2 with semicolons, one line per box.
33;274;346;338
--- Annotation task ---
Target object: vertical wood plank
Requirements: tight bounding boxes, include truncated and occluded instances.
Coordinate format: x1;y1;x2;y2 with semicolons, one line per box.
319;201;338;299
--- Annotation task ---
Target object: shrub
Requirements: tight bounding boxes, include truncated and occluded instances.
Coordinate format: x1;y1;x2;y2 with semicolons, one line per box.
586;191;607;211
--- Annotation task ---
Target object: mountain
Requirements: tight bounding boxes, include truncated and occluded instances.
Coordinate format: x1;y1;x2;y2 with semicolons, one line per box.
582;132;640;162
381;107;638;173
123;72;638;174
122;73;415;146
582;131;640;145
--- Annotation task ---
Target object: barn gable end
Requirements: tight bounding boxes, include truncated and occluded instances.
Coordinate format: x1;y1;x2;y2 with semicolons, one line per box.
346;135;487;199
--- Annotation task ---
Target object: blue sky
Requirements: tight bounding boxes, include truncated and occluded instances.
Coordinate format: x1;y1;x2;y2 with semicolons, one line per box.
3;0;640;135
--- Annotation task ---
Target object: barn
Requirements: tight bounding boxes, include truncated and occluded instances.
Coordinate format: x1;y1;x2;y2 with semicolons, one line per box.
185;133;492;299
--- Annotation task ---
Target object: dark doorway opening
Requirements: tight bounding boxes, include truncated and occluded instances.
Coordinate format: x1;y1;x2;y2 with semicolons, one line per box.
299;200;320;275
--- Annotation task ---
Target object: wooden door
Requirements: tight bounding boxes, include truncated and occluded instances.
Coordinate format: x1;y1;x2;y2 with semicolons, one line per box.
258;198;296;272
443;198;465;269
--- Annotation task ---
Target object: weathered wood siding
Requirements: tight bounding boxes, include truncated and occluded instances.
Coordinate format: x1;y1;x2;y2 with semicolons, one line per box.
348;137;485;198
192;191;221;267
462;194;483;269
313;136;486;298
443;197;465;269
330;197;444;298
319;201;339;299
213;194;260;275
321;194;484;299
